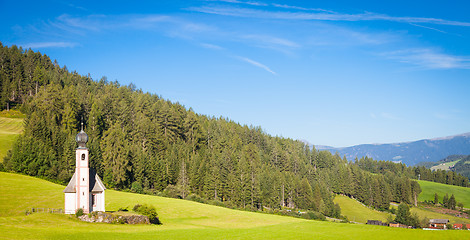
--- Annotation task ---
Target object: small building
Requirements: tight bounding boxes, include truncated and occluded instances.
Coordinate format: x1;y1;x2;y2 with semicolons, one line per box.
453;223;470;230
367;220;387;226
429;219;449;229
64;124;106;214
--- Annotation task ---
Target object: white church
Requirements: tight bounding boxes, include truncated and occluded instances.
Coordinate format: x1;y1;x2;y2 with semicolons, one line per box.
64;124;106;214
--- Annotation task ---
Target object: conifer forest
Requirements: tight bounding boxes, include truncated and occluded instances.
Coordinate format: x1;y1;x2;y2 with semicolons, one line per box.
1;43;468;219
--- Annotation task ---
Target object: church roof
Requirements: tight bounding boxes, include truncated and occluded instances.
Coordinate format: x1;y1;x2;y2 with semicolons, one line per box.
63;168;106;193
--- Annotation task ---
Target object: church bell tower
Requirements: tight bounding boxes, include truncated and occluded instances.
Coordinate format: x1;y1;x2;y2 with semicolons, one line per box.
75;122;90;213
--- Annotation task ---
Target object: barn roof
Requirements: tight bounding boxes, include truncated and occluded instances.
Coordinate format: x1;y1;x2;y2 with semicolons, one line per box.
429;219;449;224
63;168;106;193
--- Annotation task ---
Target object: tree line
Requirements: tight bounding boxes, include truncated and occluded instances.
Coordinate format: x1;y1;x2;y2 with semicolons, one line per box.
355;157;469;187
1;43;427;217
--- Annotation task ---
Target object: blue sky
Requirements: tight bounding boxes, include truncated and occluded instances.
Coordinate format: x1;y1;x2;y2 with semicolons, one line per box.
1;0;470;147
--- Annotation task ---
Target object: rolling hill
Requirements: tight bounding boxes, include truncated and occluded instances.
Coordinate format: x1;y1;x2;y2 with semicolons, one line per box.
317;133;470;166
417;180;470;207
0;111;24;162
1;172;469;239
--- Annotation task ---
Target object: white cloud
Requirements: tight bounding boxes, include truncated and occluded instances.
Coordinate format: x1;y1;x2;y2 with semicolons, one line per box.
236;56;277;75
200;43;224;50
241;34;300;48
22;42;78;49
271;3;334;13
210;0;268;7
190;6;470;27
381;48;470;69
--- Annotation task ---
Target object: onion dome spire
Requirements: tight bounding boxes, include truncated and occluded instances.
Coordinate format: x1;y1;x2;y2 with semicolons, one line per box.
76;119;88;148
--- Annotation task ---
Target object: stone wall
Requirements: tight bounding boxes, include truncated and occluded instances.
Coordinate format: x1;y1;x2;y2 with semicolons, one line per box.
78;211;150;224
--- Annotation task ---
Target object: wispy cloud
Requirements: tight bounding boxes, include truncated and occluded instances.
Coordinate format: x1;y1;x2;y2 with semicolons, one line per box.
209;0;268;7
409;23;447;33
381;49;470;69
22;42;78;49
242;34;300;48
236;56;277;75
271;3;335;13
190;6;470;27
200;43;224;50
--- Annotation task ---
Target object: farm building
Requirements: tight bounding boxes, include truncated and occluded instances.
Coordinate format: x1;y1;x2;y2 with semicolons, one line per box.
367;220;387;226
429;219;449;229
453;223;470;230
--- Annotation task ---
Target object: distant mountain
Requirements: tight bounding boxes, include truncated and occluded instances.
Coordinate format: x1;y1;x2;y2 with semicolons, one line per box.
314;133;470;166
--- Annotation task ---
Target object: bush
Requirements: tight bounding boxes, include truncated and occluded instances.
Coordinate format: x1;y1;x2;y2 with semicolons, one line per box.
133;204;161;224
75;208;84;217
131;181;143;194
162;184;182;199
302;211;326;221
186;194;206;203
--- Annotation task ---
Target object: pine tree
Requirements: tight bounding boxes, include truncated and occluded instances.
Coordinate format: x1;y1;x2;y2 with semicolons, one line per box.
448;194;456;210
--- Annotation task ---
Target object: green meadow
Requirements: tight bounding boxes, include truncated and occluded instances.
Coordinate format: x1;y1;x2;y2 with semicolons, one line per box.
430;160;461;171
0;111;24;162
418;180;470;207
333;195;391;224
1;172;469;239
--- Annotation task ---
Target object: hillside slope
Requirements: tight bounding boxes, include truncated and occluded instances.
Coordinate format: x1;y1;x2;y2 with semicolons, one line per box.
319;133;470;166
0;115;23;162
1;172;469;239
418;180;470;207
333;195;391;223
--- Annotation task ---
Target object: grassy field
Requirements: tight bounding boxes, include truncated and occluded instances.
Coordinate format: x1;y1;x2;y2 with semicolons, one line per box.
430;160;461;171
410;207;470;224
333;195;391;223
0;112;24;162
1;172;469;239
418;180;470;207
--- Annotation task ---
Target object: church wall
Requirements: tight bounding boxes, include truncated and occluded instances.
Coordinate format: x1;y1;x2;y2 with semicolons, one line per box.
64;193;76;214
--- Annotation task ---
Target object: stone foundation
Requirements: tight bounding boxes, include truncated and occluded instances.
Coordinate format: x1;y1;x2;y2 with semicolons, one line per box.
78;211;150;224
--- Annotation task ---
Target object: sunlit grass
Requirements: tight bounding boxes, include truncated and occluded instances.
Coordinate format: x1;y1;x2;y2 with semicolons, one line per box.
1;172;469;239
418;180;470;207
0;115;24;162
334;195;392;223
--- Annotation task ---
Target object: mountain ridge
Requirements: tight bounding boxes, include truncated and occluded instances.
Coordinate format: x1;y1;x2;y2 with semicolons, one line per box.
313;132;470;166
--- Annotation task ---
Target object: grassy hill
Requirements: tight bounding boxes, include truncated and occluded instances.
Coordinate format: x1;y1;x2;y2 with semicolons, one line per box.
0;110;24;162
1;172;469;239
418;180;470;207
333;195;391;224
430;160;460;171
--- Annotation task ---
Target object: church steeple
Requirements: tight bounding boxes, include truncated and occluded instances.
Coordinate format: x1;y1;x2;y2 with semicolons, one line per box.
76;120;88;148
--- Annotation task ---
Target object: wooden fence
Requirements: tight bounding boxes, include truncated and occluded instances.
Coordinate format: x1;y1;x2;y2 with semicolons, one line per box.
27;207;64;214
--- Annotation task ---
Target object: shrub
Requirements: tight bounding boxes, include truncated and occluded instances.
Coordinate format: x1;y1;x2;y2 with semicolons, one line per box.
133;204;161;225
302;211;326;221
186;194;205;203
163;184;182;199
75;208;84;217
131;181;143;194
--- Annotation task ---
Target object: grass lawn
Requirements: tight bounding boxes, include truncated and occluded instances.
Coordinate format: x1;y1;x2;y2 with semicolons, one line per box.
0;115;24;162
418;180;470;207
334;195;392;223
2;172;469;239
